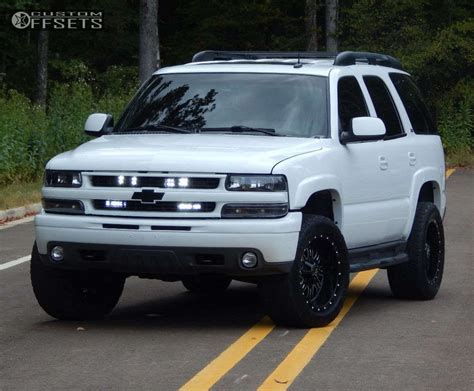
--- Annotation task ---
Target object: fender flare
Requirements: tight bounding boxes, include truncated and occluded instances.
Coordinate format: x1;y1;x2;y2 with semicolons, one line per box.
292;174;344;226
403;167;443;238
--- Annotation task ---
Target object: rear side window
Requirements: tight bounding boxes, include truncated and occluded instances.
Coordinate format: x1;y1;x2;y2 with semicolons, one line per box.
389;73;437;134
363;76;403;137
338;76;369;132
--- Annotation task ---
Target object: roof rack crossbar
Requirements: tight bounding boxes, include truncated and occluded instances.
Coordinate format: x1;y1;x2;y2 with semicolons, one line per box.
192;50;337;63
333;51;403;70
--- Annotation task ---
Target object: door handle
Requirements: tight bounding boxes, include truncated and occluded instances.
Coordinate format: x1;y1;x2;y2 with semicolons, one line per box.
379;156;388;170
408;152;417;166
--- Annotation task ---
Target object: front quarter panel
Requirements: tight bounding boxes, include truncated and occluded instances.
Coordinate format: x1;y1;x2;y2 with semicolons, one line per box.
272;142;344;226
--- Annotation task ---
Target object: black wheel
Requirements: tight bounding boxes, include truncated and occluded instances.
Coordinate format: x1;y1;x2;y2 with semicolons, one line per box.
259;216;349;328
182;275;232;294
30;244;125;320
387;202;445;300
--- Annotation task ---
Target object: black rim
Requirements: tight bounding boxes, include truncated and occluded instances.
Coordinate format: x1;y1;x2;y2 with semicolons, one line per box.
298;234;343;312
424;219;442;283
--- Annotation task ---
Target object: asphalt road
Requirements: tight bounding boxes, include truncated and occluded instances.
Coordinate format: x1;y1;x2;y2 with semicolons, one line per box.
0;169;472;390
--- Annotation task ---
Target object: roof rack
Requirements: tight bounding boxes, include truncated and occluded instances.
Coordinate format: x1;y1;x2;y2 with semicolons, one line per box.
191;50;404;70
334;51;403;70
192;51;336;62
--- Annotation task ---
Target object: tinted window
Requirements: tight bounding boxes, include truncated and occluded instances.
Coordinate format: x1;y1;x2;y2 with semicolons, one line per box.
116;73;328;138
389;73;436;134
338;76;368;132
363;76;403;137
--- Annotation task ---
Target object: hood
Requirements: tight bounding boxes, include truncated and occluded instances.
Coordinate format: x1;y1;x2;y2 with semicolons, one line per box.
47;134;322;173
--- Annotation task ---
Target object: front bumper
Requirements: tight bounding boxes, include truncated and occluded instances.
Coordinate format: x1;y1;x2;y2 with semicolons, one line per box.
35;212;301;277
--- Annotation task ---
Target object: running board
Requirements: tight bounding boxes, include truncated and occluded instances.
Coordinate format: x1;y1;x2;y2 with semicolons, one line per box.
348;241;409;273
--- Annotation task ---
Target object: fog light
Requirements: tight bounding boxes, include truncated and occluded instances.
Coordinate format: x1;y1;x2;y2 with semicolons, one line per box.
50;246;64;262
241;252;258;268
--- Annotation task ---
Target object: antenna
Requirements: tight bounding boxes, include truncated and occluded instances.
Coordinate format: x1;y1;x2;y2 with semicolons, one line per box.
294;53;303;68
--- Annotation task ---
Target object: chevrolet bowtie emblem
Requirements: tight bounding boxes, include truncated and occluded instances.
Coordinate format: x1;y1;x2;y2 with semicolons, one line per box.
131;189;165;204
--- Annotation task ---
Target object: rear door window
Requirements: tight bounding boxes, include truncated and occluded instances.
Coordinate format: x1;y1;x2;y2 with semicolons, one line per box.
363;76;403;138
389;73;437;134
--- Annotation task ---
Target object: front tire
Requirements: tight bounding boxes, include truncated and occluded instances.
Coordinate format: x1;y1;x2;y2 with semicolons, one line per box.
259;216;349;328
387;202;445;300
31;244;125;320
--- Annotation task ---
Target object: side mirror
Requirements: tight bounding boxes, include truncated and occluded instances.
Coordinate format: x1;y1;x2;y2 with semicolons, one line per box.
340;117;386;144
84;113;113;137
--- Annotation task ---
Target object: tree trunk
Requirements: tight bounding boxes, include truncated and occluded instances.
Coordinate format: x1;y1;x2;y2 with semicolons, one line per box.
139;0;160;84
35;30;48;108
325;0;338;52
306;0;318;51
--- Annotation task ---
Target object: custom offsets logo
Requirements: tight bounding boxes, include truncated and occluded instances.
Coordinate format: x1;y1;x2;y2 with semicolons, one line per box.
11;11;103;30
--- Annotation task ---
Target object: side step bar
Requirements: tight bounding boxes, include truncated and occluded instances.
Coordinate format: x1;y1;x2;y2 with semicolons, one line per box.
348;241;409;273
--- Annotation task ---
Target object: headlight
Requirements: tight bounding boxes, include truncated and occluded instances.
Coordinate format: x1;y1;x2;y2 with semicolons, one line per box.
42;198;85;214
44;170;82;187
226;175;287;192
221;203;288;218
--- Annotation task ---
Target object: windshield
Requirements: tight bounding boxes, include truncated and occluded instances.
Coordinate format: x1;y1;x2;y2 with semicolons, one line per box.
115;73;328;138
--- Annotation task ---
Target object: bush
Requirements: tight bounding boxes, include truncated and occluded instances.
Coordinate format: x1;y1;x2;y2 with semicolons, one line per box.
0;90;48;183
439;103;473;165
0;65;136;185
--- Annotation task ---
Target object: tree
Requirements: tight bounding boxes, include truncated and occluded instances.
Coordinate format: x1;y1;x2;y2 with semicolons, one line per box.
139;0;160;84
306;0;319;51
325;0;338;52
35;30;48;107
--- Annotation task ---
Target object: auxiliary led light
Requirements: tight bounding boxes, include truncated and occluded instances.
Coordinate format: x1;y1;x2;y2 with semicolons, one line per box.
165;178;176;187
178;177;189;187
118;175;125;185
131;176;138;186
105;200;127;208
178;203;202;211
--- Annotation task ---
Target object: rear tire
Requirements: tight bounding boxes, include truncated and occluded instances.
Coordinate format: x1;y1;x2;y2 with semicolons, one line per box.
387;202;445;300
31;244;125;320
182;275;232;294
259;216;349;328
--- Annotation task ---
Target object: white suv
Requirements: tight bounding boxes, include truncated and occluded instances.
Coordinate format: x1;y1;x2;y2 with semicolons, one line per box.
31;51;446;327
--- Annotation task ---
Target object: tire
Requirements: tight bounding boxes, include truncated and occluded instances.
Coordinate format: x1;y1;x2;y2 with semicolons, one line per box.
259;216;349;328
387;202;445;300
182;275;232;294
30;244;125;320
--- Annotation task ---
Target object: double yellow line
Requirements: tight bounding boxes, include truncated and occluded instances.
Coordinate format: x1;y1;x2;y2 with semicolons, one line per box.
180;270;377;390
181;169;456;390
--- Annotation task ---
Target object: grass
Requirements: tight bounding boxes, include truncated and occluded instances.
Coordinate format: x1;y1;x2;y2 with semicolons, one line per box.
446;151;474;168
0;180;42;210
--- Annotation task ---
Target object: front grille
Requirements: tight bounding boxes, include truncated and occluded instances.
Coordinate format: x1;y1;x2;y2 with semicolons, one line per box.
91;175;219;189
93;200;215;213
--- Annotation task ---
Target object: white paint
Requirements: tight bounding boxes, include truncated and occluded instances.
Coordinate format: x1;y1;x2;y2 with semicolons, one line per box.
0;255;30;271
234;374;249;384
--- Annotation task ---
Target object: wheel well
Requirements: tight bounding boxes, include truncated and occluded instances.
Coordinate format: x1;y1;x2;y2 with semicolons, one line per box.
301;190;341;225
417;181;441;210
418;182;434;203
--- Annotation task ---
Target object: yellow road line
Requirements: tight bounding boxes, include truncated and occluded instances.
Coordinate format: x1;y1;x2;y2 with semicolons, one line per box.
257;269;379;391
446;168;456;179
179;316;275;391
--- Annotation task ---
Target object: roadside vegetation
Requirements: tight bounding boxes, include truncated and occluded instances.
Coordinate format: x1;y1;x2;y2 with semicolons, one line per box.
0;1;472;207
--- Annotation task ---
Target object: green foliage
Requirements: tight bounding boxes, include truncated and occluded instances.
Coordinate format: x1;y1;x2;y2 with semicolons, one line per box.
0;90;48;183
438;103;473;157
0;65;136;185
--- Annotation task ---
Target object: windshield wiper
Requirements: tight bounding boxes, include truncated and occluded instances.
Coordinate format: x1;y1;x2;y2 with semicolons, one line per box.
117;124;194;134
200;125;280;136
